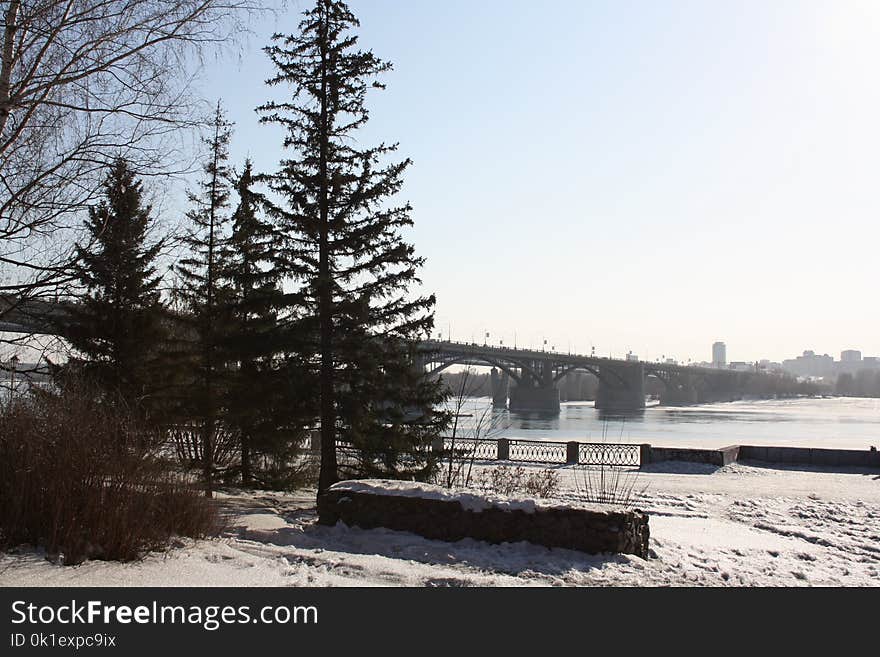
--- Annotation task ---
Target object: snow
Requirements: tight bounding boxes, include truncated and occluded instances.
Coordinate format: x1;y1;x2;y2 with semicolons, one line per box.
2;461;879;587
328;479;608;514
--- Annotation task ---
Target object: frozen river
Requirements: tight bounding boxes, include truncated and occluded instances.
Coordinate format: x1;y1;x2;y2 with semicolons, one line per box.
451;396;880;450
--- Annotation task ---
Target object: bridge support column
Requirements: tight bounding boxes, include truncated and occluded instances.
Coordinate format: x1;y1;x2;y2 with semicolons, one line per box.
595;363;645;413
509;361;560;413
490;368;509;408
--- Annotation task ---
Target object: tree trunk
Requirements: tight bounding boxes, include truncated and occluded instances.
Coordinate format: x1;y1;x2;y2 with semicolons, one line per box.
241;435;251;485
203;416;214;498
316;7;337;498
202;113;222;499
0;1;19;136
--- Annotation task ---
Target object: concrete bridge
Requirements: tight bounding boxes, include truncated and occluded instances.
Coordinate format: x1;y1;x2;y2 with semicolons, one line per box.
416;340;760;413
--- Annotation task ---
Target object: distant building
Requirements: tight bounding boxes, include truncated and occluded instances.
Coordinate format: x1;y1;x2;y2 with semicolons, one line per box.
729;361;754;372
625;351;639;362
841;350;862;363
836;349;864;376
712;342;726;369
782;350;834;379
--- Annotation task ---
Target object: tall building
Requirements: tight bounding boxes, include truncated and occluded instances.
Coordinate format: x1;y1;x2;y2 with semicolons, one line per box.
712;341;726;369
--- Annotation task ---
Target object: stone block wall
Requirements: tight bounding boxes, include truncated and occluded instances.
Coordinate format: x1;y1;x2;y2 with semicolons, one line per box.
645;445;739;466
642;444;879;469
739;445;880;468
318;481;650;559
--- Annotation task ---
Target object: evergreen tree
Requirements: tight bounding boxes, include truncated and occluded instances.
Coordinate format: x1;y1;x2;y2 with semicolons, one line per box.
258;0;448;496
176;103;235;497
67;158;165;411
222;160;312;487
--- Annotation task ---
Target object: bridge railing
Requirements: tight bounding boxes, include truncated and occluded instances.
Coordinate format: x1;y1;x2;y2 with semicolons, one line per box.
328;435;643;467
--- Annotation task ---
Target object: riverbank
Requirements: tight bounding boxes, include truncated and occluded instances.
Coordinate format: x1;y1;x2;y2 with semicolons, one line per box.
2;460;878;587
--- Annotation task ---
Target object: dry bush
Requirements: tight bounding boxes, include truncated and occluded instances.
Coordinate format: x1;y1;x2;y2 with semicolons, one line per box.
247;448;320;491
573;464;646;509
0;387;219;565
168;423;240;477
471;466;560;499
170;424;318;491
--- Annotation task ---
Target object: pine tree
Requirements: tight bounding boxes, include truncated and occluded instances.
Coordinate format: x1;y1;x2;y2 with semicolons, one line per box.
258;0;448;496
176;103;235;497
67;158;165;411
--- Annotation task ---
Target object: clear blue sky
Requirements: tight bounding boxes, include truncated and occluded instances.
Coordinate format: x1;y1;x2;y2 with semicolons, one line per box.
192;0;880;364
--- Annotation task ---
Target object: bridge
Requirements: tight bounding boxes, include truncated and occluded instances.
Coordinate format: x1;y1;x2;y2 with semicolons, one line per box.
2;295;766;414
416;340;760;413
0;295;69;335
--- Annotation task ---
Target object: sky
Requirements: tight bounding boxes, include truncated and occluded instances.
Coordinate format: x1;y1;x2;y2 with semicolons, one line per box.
191;0;880;365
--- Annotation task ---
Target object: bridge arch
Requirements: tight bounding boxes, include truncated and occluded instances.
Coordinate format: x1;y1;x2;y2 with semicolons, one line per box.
643;368;677;391
552;363;630;387
426;355;528;383
553;364;601;383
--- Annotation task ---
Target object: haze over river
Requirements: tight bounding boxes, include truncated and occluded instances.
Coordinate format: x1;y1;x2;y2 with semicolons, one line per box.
453;397;880;450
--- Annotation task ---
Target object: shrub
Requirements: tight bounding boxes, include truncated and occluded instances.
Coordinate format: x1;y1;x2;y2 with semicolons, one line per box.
244;446;320;491
168;423;239;479
471;466;560;498
169;423;318;491
572;464;646;509
0;386;219;565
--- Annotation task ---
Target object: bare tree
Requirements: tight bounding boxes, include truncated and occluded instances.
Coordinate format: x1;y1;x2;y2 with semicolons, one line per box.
0;0;263;327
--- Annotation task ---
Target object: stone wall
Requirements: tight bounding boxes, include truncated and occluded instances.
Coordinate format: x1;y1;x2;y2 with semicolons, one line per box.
739;445;880;468
645;445;740;467
318;482;650;559
642;444;879;469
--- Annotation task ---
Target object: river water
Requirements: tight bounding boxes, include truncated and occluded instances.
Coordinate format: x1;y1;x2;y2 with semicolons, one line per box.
450;396;880;450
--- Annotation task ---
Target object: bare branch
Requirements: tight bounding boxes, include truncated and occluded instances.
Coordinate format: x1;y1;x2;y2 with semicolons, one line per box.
0;0;265;330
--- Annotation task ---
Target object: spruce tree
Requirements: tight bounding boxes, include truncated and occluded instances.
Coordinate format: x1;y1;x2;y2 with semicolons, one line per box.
67;158;165;410
258;0;448;496
222;160;312;487
176;103;235;497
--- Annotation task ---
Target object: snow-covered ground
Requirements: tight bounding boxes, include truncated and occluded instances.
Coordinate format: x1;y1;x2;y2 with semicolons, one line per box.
2;461;879;587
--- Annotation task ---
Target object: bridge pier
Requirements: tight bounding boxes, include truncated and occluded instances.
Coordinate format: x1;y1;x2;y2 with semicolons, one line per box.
595;363;645;413
509;361;559;413
490;368;509;408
